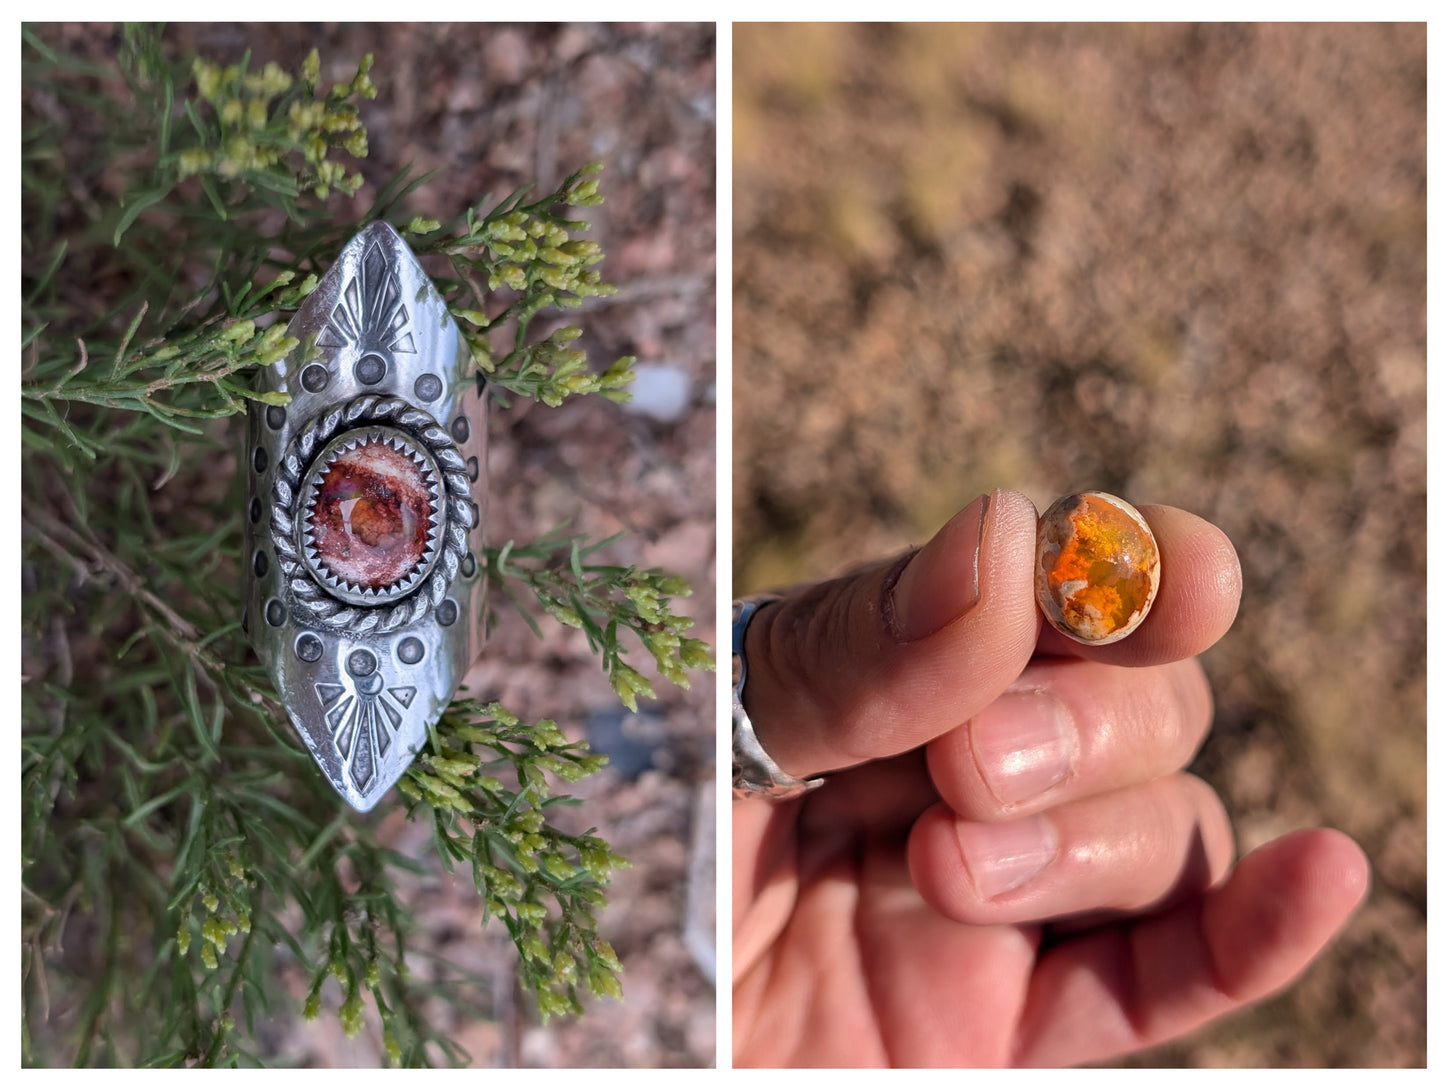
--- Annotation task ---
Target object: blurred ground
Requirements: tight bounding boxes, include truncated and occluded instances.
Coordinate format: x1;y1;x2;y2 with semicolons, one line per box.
157;22;718;1068
734;23;1423;1068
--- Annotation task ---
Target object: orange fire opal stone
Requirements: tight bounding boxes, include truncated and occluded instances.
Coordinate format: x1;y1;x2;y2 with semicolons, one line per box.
1035;491;1161;645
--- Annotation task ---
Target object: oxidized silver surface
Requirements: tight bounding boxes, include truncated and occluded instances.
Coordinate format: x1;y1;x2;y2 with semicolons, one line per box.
245;221;488;811
731;596;823;801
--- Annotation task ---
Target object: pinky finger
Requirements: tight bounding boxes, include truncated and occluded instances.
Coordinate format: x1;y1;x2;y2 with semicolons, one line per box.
1013;828;1369;1068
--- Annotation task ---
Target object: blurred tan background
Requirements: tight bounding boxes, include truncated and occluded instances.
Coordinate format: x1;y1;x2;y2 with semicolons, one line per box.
733;23;1423;1068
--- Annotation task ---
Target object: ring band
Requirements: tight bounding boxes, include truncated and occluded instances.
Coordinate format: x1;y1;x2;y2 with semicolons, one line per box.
732;596;823;801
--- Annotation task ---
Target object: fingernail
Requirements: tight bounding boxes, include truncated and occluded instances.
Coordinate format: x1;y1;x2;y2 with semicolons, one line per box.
886;492;990;642
972;691;1077;807
954;814;1058;900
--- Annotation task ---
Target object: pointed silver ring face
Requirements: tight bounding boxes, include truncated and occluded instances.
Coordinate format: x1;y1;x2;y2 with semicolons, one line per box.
245;222;488;812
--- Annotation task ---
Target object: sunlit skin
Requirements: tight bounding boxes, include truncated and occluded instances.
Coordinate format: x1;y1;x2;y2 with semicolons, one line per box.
734;490;1369;1067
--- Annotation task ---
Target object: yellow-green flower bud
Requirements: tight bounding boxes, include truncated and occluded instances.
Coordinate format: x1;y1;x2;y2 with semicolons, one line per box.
645;631;681;662
521;932;547;961
561;240;603;262
488;703;520;726
484;218;527;243
594;940;622;972
607;662;653;711
536;987;570;1019
591;969;623;1001
680;638;714;670
653;572;691;595
220;320;256;345
303;48;320;86
339;992;365;1038
491;265;527;291
552;950;577;982
176;149;211;178
567;179;601;205
193;59;222;102
322;109;360;134
544;854;575;881
549;601;584;627
261;61;292;97
416;773;463;804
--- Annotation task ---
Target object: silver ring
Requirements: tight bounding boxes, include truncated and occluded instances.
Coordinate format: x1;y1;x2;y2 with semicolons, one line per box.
245;221;488;812
732;595;823;801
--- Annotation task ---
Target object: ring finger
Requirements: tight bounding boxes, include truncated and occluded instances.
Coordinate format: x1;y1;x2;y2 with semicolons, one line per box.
908;772;1235;925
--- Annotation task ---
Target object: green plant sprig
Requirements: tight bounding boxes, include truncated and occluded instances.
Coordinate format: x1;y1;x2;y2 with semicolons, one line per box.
22;305;307;458
21;24;712;1066
405;164;637;407
489;527;717;711
394;700;627;1022
118;40;375;243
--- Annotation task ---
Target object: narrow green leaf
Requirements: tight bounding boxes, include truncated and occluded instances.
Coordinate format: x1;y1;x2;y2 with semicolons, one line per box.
113;185;172;245
25;239;68;305
199;174;228;219
123;782;192;828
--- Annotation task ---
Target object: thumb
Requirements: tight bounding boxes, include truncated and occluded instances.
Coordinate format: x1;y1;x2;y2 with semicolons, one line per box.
740;489;1041;779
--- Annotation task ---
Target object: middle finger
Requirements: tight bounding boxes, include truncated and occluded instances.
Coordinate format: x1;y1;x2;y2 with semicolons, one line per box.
926;655;1213;821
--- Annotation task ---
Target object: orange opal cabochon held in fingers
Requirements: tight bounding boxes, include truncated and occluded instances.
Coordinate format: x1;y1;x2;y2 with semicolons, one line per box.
1035;491;1161;645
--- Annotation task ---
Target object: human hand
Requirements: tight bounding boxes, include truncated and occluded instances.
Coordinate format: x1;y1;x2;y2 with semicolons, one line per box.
732;489;1368;1067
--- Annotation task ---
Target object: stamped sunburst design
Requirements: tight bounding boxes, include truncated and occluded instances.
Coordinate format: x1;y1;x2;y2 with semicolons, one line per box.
297;426;445;605
315;238;418;356
315;649;418;796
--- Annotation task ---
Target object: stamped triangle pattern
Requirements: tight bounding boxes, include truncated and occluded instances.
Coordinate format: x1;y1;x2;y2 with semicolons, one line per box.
315;679;419;795
315;238;418;356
